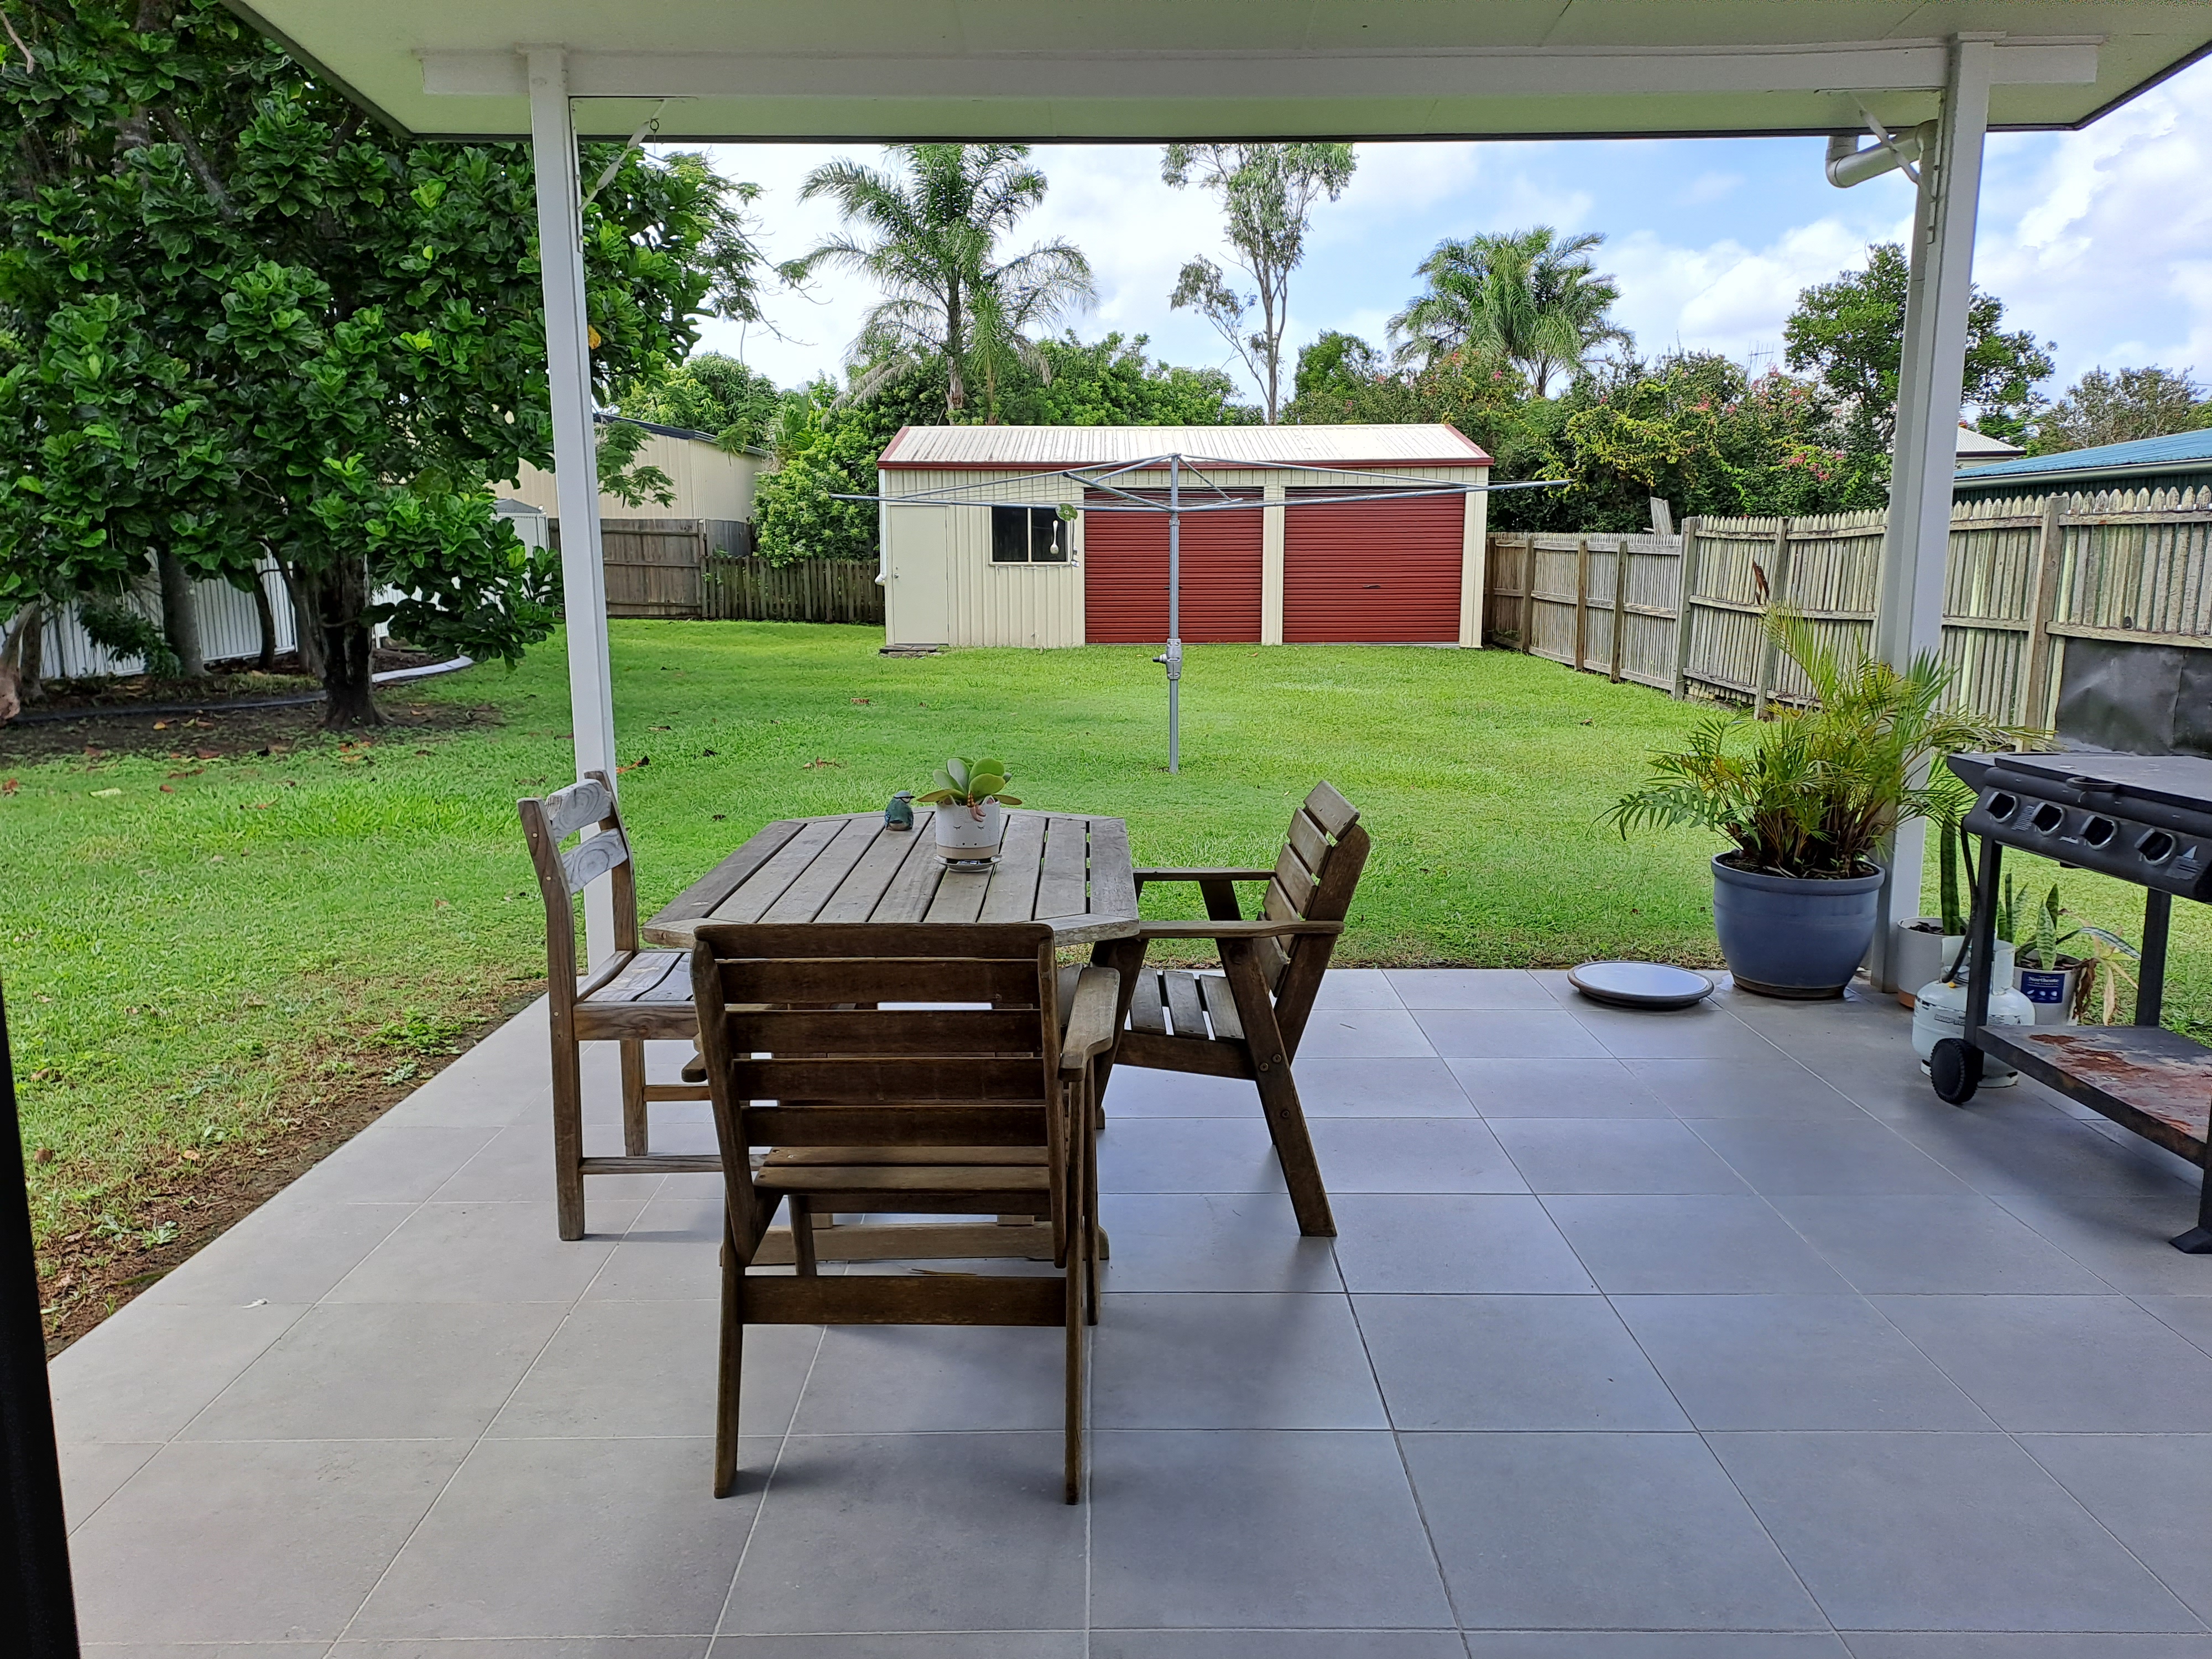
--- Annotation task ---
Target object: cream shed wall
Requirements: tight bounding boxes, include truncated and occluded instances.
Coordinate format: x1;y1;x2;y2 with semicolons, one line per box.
880;461;1491;649
510;426;768;524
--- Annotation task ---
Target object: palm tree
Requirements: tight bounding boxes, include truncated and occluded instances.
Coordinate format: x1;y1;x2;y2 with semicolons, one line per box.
787;144;1095;421
1389;226;1628;397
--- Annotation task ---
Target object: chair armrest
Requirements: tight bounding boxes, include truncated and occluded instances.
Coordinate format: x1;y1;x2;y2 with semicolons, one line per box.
1133;867;1275;884
1134;919;1345;941
1058;966;1121;1073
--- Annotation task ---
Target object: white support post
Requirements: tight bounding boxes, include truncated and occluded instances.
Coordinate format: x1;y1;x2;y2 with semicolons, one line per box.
528;47;620;967
1867;35;1993;993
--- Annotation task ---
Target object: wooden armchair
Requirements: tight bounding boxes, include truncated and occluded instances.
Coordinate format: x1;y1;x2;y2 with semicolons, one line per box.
690;922;1118;1504
1115;781;1371;1238
518;772;713;1240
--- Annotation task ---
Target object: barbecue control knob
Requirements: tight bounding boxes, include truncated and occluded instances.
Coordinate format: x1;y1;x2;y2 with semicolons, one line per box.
1985;792;2018;822
2138;830;2176;864
2030;803;2066;835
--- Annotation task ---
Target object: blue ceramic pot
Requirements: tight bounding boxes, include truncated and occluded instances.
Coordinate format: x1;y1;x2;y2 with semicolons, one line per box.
1710;855;1885;999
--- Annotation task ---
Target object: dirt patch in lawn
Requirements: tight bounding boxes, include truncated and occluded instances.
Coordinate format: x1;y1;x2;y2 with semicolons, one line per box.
36;979;547;1355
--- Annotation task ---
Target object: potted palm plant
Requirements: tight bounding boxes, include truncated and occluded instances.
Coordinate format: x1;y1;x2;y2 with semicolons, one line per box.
1607;611;2018;999
916;755;1022;859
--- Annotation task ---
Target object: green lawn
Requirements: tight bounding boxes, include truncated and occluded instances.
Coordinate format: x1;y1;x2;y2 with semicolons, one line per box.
4;620;2207;1308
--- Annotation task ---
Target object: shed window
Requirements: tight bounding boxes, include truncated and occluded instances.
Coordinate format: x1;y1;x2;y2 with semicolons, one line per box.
991;505;1071;564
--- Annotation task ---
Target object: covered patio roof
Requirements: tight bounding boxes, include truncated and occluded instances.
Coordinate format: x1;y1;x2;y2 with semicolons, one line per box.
229;1;2203;140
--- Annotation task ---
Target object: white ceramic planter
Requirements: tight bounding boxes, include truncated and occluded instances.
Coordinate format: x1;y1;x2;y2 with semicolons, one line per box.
933;797;1006;857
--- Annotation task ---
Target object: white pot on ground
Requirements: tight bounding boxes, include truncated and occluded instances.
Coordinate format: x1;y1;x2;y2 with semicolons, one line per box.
1893;918;1964;1001
933;797;1006;857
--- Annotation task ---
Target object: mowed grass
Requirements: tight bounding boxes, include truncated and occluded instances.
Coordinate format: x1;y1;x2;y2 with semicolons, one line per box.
2;620;2206;1265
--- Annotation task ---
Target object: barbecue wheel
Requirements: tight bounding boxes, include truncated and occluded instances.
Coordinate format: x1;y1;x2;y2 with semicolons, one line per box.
1930;1039;1983;1104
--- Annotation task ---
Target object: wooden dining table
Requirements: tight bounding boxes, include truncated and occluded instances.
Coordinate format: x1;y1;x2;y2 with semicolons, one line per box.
643;808;1145;1265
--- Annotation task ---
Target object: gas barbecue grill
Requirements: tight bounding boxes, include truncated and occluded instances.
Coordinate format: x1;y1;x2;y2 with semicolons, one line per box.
1940;751;2212;1251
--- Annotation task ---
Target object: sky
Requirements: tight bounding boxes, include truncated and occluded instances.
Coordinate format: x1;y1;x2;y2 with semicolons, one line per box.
682;53;2212;411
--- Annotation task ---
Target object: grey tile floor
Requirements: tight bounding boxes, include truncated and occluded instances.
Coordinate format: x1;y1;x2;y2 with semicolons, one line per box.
48;968;2212;1656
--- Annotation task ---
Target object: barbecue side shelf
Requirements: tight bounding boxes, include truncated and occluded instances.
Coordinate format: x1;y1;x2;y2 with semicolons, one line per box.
1976;1024;2212;1167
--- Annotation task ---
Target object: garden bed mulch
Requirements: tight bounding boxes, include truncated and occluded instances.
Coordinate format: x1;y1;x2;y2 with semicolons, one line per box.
0;649;492;762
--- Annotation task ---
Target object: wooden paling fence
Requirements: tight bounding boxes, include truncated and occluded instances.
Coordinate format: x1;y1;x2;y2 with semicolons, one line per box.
1483;487;2212;726
703;557;884;625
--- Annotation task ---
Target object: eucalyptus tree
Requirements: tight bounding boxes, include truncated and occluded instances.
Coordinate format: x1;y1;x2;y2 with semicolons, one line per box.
1160;142;1357;423
1389;226;1627;396
790;144;1094;422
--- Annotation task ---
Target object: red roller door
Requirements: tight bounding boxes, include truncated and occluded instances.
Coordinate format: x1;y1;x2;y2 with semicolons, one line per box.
1284;489;1464;643
1083;491;1262;643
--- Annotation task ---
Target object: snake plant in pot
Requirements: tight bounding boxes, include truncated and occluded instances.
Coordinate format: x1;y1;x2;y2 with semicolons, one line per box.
1606;611;2022;998
916;756;1022;858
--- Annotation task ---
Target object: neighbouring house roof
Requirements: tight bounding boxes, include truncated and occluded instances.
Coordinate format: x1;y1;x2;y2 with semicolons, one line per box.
1954;424;2026;465
1953;426;2212;489
876;424;1490;472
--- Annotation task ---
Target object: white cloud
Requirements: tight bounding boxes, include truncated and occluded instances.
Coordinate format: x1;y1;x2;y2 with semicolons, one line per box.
1678;170;1744;206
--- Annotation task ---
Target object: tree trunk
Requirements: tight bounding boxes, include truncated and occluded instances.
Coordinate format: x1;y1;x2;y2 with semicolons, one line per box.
155;551;206;679
281;562;324;679
300;559;383;729
249;571;278;671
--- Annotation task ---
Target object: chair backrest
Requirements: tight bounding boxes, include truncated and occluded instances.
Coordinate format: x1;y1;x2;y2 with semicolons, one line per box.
687;922;1068;1244
517;770;640;1010
1258;781;1371;1048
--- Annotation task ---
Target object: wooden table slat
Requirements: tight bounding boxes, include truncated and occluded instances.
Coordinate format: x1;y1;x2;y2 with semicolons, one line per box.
708;817;847;926
868;827;950;924
817;825;928;922
650;818;805;928
644;809;1142;949
978;812;1049;924
1034;815;1092;920
924;864;993;924
762;816;881;923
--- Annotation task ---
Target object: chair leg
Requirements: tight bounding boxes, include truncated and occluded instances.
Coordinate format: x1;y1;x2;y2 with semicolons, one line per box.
619;1039;650;1158
1083;1067;1101;1319
714;1219;744;1499
550;1027;586;1241
1063;1208;1086;1504
788;1194;818;1276
1220;941;1335;1237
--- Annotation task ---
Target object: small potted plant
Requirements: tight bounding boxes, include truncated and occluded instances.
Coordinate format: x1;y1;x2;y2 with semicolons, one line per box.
1893;766;1975;1002
2005;879;2141;1026
916;755;1021;859
1607;610;2022;999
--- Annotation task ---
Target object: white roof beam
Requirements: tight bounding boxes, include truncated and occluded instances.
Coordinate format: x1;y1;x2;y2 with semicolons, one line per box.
421;38;2099;103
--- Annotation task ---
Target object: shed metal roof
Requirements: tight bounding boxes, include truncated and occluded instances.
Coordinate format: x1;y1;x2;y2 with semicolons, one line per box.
220;2;2205;142
1953;426;2212;487
877;424;1490;472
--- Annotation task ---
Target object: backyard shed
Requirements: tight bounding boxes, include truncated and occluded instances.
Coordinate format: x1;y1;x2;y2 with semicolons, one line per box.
875;424;1491;650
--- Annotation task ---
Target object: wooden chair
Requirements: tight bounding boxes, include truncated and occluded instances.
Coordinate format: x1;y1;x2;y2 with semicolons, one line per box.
1113;781;1371;1238
519;771;713;1240
689;922;1117;1504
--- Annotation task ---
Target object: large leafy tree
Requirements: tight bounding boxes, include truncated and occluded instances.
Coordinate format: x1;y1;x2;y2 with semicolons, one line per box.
789;144;1094;423
0;0;763;724
1782;243;2053;462
617;352;784;451
1387;226;1627;397
1161;142;1357;424
2028;366;2211;455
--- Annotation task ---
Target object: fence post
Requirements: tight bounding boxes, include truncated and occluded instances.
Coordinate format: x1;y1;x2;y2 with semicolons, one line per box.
1609;535;1629;683
1754;519;1794;717
1670;517;1702;699
1573;539;1590;671
1519;537;1535;653
2020;492;2065;728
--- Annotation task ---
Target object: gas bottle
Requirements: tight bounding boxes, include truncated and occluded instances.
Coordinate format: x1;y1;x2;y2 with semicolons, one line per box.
1912;942;2034;1085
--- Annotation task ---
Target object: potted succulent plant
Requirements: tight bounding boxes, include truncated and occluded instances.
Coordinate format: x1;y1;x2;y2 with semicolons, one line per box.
1607;611;2020;999
916;755;1022;859
2001;878;2141;1026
